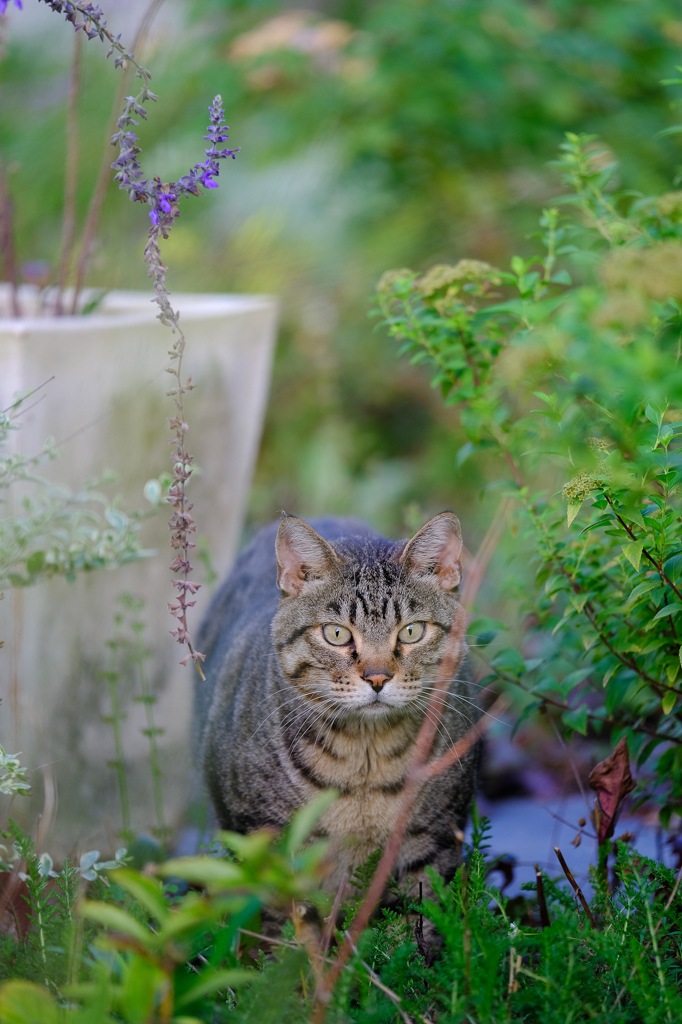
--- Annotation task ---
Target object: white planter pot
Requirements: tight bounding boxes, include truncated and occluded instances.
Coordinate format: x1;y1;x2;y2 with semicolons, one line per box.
0;287;278;851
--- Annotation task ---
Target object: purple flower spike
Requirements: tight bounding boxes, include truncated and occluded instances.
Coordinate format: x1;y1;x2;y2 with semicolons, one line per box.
149;208;159;225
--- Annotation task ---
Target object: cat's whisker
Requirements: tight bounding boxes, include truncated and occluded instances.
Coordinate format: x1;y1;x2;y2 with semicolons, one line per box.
247;686;329;741
407;691;463;736
416;681;482;698
313;704;348;752
418;688;482;712
416;706;462;760
417;687;507;725
408;694;477;739
282;698;334;739
287;699;340;756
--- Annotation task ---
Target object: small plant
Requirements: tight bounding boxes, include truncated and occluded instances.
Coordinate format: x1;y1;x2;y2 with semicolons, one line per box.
0;390;152;589
0;747;29;798
98;594;169;844
376;132;682;825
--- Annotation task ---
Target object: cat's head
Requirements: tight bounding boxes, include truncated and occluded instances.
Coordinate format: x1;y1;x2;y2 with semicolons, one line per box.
272;513;463;720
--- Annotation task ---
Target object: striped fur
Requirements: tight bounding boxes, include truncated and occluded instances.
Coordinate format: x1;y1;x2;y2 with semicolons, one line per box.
195;514;480;895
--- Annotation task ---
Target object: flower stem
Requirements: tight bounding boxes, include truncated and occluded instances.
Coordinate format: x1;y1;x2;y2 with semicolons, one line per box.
55;28;82;315
101;637;131;838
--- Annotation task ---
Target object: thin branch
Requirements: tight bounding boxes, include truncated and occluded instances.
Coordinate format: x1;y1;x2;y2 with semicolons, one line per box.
55;29;82;315
321;872;347;957
69;0;166;313
543;807;596;840
553;846;595;927
0;145;20;317
534;864;551;929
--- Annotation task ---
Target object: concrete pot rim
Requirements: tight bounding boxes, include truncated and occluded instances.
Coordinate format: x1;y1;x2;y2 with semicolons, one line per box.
0;288;278;336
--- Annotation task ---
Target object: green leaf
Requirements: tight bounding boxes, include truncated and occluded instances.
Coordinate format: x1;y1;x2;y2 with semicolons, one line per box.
621;542;644;571
468;617;509;645
79;900;153;945
120;957;166;1024
25;551;45;576
0;981;61;1024
569;592;589;613
562;705;589;735
560;668;593;692
491;648;526;678
286;789;339;857
456;441;476;468
544;574;569;597
176;969;253;1009
645;403;664;427
652;603;682;622
665;553;682;584
157;857;243;890
621;508;647;532
109;869;168;923
626;579;659;606
662;691;676;716
511;700;543;740
580;514;613;535
567;502;582;527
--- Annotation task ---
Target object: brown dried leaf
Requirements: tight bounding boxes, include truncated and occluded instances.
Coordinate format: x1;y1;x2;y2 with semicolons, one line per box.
588;737;636;845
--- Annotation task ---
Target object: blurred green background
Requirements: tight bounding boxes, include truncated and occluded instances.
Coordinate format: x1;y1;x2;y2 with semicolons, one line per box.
3;0;682;550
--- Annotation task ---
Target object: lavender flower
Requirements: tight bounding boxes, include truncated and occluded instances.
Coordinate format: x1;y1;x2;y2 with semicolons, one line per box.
112;97;237;227
109;96;238;675
36;0;237;675
0;1;23;13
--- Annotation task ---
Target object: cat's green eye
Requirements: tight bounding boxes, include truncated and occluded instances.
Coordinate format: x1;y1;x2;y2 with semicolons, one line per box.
322;623;353;646
398;621;426;644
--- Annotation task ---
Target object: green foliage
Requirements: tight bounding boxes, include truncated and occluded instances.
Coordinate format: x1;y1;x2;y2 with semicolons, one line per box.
377;132;682;822
0;802;334;1023
0;394;153;588
6;1;682;532
0;747;29;798
2;814;682;1023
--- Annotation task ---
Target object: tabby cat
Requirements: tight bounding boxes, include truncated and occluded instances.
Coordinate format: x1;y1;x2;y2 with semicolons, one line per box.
195;513;480;894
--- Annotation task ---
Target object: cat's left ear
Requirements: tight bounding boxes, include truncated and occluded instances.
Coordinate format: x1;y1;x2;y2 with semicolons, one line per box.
276;516;341;596
398;512;462;590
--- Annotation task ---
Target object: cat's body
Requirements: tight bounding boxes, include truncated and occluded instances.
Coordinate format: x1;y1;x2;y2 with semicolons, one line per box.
195;514;480;894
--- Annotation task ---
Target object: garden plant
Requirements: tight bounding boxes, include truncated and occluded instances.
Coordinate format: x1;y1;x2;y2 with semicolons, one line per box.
2;121;682;1019
3;1;682;1022
377;131;682;828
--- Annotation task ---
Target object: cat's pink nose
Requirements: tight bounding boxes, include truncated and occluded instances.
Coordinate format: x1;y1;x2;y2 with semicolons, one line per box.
362;668;392;692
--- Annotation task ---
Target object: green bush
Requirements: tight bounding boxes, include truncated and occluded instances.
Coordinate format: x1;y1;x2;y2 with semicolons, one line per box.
1;808;680;1023
377;132;682;824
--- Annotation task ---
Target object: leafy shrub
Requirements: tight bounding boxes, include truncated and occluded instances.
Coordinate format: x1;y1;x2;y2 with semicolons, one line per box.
0;391;152;588
1;807;681;1023
377;132;682;825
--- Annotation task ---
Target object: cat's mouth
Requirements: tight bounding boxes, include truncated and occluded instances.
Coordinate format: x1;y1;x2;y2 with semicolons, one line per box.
358;694;397;715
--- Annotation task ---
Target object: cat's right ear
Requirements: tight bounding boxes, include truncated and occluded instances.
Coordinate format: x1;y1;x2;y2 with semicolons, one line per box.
275;517;341;596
